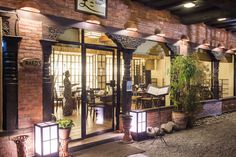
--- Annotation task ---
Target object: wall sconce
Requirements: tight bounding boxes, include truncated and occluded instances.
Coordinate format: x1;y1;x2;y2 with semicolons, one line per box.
154;28;165;37
124;20;138;32
212;43;224;53
130;110;147;141
35;122;59;157
86;15;101;25
180;35;190;42
196;39;211;50
225;46;236;54
19;1;40;13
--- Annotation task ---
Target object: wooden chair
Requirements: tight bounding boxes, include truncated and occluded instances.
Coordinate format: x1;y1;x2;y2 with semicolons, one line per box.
54;88;64;112
87;89;104;121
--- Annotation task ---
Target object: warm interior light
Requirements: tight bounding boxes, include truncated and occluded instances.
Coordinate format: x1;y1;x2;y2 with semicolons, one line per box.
20;7;40;13
85;31;102;38
86;15;101;25
183;2;196;8
217;18;227;22
124;20;138;32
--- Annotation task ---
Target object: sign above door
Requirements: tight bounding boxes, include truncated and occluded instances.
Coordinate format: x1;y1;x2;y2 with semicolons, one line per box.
75;0;107;18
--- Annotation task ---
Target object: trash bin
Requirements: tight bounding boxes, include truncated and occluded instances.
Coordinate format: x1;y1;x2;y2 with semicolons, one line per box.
11;135;29;157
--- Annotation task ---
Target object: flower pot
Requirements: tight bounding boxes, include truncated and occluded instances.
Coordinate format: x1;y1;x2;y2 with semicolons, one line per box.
59;128;71;140
172;111;188;130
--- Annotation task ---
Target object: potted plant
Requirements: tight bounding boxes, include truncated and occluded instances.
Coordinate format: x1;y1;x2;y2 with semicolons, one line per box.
170;55;208;129
56;119;75;139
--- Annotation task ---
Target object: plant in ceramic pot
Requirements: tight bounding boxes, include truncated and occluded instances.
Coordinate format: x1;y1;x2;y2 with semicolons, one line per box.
57;119;74;140
170;55;208;129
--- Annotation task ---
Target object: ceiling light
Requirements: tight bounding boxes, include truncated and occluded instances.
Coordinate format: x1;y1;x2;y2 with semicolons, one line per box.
86;15;101;25
183;2;196;8
124;20;138;32
217;18;227;22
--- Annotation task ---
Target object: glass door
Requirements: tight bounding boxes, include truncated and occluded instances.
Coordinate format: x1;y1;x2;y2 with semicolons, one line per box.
84;47;116;136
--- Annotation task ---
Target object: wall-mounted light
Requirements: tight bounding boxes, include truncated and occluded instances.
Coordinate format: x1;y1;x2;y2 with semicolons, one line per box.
196;39;211;50
180;35;190;42
212;43;224;53
19;1;41;13
124;20;138;32
183;2;196;8
225;46;236;54
86;15;101;25
154;28;165;37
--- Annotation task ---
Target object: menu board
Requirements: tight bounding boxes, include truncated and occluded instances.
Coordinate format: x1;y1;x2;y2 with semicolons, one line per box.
146;84;170;96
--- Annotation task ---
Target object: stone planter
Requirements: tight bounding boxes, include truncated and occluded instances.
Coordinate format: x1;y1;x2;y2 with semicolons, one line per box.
172;111;188;130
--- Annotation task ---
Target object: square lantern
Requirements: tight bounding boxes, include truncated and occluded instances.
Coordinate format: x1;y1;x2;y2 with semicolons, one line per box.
34;122;59;157
130;110;147;141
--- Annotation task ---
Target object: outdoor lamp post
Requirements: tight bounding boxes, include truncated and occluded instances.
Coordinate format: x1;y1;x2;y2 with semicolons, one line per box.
130;110;147;141
34;122;59;157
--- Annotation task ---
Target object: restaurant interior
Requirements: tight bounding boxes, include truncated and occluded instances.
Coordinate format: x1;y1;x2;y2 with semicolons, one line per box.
50;28;172;139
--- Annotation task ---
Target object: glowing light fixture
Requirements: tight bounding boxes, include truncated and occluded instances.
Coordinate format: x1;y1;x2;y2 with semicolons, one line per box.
181;35;190;42
20;7;40;13
196;39;211;50
212;44;224;53
130;110;147;141
124;20;138;32
34;122;59;157
183;2;196;8
86;15;101;25
154;28;165;37
225;46;236;54
217;18;227;22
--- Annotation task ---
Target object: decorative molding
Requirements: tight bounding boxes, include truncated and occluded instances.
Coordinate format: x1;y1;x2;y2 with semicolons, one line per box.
2;17;10;36
106;33;145;50
48;26;64;41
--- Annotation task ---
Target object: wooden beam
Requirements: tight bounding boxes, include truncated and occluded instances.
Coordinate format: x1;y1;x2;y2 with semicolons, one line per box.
180;9;231;24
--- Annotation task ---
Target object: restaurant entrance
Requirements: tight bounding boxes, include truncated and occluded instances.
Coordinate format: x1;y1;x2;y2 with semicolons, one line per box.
51;29;118;140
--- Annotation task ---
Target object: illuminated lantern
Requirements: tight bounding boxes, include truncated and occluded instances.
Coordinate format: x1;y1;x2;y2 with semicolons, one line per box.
34;122;59;156
130;110;147;141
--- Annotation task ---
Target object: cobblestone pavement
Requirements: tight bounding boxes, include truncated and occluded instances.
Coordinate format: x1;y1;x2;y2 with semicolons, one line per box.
131;112;236;157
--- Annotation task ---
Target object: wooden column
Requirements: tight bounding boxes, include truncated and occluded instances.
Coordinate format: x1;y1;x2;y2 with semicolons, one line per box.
2;35;22;130
0;17;2;130
40;39;57;121
212;60;219;99
106;33;145;142
234;55;236;96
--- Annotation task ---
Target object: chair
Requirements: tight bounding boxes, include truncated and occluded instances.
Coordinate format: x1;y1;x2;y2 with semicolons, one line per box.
54;88;64;112
87;89;104;121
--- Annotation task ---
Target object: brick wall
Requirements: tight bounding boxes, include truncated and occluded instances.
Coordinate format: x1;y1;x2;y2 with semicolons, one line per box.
221;97;236;113
18;17;43;129
0;0;236;47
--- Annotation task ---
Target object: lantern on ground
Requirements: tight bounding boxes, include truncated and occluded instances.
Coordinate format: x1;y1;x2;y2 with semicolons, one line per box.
34;122;59;157
130;110;147;141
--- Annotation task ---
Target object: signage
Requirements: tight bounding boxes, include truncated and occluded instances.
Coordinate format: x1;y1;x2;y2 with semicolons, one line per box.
20;58;41;69
75;0;107;17
126;81;132;92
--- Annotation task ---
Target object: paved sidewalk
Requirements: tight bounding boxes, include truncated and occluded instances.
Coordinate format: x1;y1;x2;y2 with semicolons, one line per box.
132;112;236;157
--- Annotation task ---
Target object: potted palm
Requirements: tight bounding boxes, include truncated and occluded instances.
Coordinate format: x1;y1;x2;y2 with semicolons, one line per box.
170;55;207;129
56;119;74;139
